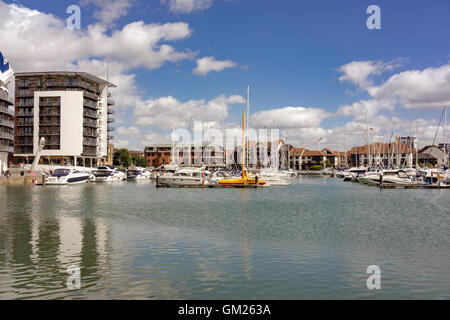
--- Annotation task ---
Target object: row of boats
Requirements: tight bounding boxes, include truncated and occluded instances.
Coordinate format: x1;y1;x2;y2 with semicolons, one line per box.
155;166;296;187
44;165;150;185
332;167;450;188
43;165;297;187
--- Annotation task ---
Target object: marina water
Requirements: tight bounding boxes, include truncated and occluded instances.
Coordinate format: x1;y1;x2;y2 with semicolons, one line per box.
0;176;449;299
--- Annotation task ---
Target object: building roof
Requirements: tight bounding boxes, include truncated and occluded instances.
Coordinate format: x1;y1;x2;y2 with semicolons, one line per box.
303;150;325;157
349;143;416;155
14;71;116;87
290;147;305;157
321;148;339;156
418;145;445;157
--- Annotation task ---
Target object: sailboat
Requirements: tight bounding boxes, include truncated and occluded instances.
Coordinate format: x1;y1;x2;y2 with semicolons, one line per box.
218;108;266;186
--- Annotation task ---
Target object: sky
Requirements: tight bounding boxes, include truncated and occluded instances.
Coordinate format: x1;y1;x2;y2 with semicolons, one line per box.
1;0;450;151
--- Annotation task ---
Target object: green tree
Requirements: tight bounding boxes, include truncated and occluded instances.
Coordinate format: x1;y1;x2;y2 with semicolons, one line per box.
131;154;149;167
113;148;131;168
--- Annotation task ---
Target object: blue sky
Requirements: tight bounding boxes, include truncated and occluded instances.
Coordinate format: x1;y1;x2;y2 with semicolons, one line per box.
1;0;450;150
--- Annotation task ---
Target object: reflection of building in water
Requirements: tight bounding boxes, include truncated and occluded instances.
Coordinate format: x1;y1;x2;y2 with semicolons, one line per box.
58;216;82;265
0;188;112;298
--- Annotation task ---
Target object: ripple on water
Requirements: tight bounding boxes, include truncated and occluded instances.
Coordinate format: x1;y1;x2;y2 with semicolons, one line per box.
0;177;449;299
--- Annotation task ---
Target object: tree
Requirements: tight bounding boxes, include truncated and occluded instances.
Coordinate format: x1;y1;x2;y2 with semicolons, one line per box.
131;154;149;167
113;148;131;168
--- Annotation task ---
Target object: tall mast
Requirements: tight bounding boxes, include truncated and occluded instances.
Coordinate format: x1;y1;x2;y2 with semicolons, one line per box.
242;108;246;178
445;106;447;165
246;85;250;170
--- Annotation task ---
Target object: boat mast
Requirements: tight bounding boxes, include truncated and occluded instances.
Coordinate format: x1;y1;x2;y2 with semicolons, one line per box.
246;85;250;171
242;108;246;178
445;106;448;165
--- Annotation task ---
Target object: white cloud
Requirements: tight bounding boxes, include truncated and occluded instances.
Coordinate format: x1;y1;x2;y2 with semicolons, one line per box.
367;63;450;109
0;2;194;72
81;0;133;25
338;60;399;90
0;1;197;110
163;0;213;13
193;56;237;76
134;94;245;129
337;99;395;121
117;126;141;136
251;106;330;129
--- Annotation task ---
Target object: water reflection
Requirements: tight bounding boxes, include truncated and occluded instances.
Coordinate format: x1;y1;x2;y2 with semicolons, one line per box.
0;178;449;299
0;186;111;299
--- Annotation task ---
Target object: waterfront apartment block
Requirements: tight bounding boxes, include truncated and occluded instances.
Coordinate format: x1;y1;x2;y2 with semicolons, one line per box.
289;148;343;170
145;144;226;168
0;88;14;173
348;143;415;168
14;72;116;167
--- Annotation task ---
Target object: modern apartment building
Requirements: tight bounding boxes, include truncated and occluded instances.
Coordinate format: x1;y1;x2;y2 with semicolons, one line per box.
0;88;14;173
14;72;115;167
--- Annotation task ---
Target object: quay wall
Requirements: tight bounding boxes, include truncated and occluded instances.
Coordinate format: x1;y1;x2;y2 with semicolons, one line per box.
0;172;44;185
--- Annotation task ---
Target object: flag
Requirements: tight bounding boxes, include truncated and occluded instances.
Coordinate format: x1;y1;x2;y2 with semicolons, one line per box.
0;51;14;84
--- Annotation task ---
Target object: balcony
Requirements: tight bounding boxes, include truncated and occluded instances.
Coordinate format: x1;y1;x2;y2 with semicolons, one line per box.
39;121;60;126
0;106;14;117
16;111;34;117
84;99;101;110
107;98;115;106
0;90;13;104
0;132;14;140
107;117;115;123
39;111;61;117
16;131;33;136
107;108;115;115
83;111;100;119
83;90;101;101
16;101;34;107
18;80;29;88
16;140;33;146
83;130;100;138
107;135;114;140
39;101;60;107
107;125;114;132
83;138;98;147
0;119;15;128
0;145;14;153
46;80;68;87
17;90;32;97
39;130;60;136
83;120;100;128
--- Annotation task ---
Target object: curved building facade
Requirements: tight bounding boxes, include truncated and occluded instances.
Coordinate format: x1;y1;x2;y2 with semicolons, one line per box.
0;88;14;173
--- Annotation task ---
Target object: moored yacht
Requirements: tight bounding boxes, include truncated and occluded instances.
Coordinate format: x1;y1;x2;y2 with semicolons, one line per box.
94;165;126;182
359;169;415;186
157;167;211;186
45;168;91;185
127;167;151;180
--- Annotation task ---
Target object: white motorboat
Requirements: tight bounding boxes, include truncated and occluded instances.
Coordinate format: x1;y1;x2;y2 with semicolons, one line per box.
127;167;151;180
45;168;91;185
157;167;211;186
94;165;126;182
359;169;415;186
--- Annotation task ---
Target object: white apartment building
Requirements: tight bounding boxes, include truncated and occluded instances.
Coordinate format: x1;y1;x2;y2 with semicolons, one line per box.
14;72;115;167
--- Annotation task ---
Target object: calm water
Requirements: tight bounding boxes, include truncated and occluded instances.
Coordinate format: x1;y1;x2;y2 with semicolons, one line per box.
0;176;449;300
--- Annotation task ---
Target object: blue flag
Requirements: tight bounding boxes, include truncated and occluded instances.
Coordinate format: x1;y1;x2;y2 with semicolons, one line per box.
0;51;14;84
